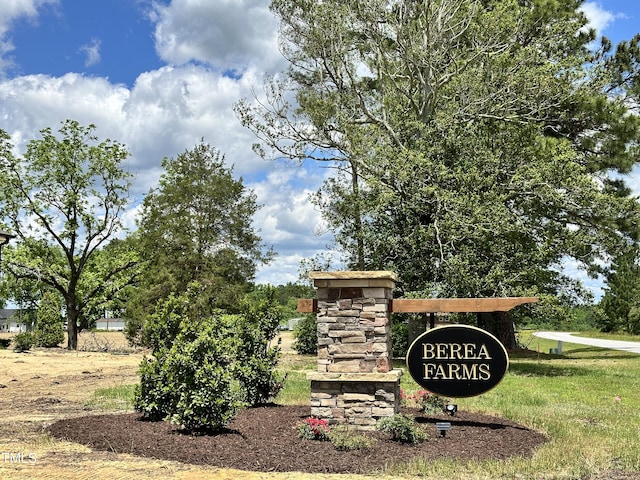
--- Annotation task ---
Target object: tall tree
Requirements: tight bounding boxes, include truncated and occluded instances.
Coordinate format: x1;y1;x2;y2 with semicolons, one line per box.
600;247;640;334
238;0;640;347
0;120;139;349
126;142;273;345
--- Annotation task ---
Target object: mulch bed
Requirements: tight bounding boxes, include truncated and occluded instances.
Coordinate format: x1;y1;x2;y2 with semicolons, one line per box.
48;405;547;474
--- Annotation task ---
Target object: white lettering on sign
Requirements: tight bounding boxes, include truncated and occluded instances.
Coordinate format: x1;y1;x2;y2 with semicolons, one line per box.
422;343;493;361
423;362;491;381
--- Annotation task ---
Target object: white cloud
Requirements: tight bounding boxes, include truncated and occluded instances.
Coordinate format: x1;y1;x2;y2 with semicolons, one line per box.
581;2;619;36
150;0;285;75
250;167;338;284
0;73;130;151
0;65;277;194
79;38;101;67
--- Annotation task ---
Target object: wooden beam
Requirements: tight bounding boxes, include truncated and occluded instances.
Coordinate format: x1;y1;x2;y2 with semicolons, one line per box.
297;298;316;313
296;297;538;314
390;297;538;313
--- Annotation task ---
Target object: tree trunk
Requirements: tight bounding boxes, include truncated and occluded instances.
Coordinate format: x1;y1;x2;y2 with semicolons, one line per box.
66;304;80;350
407;313;427;347
350;162;365;270
477;312;517;350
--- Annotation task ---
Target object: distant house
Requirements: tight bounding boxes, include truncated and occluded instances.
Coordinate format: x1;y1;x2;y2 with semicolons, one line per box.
95;318;126;331
0;308;27;333
287;317;303;330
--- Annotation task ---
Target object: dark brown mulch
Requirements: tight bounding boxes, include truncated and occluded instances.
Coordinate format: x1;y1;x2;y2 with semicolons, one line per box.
48;405;547;474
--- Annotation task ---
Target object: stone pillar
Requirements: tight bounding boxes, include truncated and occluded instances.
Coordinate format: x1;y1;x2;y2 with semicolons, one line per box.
306;271;403;430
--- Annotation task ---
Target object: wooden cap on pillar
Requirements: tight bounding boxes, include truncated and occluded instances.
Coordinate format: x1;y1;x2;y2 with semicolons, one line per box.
309;271;397;289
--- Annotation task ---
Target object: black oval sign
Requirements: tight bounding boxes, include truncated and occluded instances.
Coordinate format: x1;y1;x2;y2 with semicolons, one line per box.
406;325;509;398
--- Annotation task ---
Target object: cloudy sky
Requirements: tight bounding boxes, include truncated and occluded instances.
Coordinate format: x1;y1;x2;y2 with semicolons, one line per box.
0;0;638;293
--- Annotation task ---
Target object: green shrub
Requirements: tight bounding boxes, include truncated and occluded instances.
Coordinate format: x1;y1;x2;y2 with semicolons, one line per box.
34;291;65;347
13;332;35;352
392;320;409;357
134;285;285;432
402;389;449;414
167;323;247;432
139;291;190;353
376;413;427;444
329;425;376;450
292;314;317;355
234;288;285;405
135;317;247;432
134;355;173;421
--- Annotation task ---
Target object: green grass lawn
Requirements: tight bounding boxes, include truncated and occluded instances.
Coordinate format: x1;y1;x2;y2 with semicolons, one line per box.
90;333;640;479
84;384;137;410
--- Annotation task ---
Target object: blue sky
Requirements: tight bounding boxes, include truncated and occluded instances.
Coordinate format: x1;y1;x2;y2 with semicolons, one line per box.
7;1;160;86
0;0;639;294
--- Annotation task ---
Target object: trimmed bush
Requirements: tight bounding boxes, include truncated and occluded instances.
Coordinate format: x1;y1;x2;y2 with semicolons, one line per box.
13;332;35;352
134;285;285;433
34;291;65;347
135;355;173;421
292;314;317;355
135;316;247;432
234;288;285;405
376;413;428;444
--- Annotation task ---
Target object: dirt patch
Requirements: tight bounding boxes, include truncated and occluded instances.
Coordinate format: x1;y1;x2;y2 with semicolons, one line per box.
48;405;547;474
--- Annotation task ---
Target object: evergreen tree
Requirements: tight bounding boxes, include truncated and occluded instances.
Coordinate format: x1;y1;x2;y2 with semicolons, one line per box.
34;291;65;348
600;247;640;334
126;142;273;346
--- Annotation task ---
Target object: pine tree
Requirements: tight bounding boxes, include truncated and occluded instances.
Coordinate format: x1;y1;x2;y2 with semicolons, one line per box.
34;291;65;348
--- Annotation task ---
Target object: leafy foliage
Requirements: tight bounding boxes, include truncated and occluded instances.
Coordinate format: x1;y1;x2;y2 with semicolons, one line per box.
12;332;34;352
0;120;139;349
233;287;286;406
296;417;330;441
125;142;272;346
238;0;640;341
292;314;317;355
402;389;449;415
135;317;247;432
376;414;428;444
600;247;640;334
33;291;64;348
134;285;284;432
269;282;315;317
328;424;376;450
391;320;409;357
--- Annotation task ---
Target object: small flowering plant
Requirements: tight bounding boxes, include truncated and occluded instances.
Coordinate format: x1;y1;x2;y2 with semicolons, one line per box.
296;417;330;441
401;388;450;414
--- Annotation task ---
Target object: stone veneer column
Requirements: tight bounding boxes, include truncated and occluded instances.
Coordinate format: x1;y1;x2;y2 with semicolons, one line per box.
306;271;402;430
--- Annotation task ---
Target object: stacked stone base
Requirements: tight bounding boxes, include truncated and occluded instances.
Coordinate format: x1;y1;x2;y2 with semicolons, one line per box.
307;370;402;430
